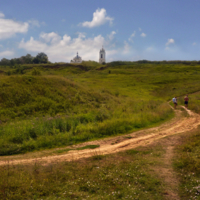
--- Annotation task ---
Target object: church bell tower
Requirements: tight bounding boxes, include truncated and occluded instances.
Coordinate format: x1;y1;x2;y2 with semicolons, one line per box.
99;47;106;64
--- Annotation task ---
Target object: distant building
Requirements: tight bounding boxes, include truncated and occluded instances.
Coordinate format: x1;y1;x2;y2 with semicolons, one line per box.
71;52;82;63
99;47;106;64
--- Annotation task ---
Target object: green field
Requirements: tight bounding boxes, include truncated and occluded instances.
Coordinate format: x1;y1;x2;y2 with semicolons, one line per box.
1;61;200;199
1;61;200;155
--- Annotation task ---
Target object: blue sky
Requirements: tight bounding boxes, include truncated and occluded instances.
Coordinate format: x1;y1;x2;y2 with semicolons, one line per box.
0;0;200;62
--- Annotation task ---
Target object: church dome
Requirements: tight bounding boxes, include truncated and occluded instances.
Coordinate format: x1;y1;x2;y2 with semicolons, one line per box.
75;53;81;59
71;52;82;63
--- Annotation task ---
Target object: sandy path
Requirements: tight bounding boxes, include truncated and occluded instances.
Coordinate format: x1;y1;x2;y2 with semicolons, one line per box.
152;135;181;200
0;106;200;166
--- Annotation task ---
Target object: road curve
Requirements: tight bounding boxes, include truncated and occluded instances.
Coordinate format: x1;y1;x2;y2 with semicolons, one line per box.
0;106;200;166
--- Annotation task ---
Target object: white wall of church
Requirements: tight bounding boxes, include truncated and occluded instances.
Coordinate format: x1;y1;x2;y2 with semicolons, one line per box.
99;48;106;64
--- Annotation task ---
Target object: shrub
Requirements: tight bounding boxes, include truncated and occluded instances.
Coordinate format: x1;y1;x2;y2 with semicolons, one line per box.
32;68;41;75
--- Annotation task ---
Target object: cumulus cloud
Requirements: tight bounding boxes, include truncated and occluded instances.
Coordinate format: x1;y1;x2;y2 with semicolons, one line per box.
166;38;175;46
140;33;146;37
40;32;62;43
123;41;131;54
80;8;114;28
0;50;14;57
19;32;119;62
0;12;5;18
28;19;45;27
108;31;116;40
0;12;29;40
128;31;136;42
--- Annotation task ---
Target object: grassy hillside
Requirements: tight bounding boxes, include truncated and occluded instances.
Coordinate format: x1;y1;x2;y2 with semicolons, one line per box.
1;61;200;155
2;61;200;199
0;146;165;200
174;127;200;199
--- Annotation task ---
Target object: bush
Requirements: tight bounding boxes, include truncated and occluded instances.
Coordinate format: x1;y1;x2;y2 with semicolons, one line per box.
32;68;41;75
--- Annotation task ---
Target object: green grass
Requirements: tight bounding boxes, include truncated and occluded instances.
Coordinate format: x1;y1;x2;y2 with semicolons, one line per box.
177;92;200;114
0;145;165;200
2;61;200;198
174;129;200;200
0;102;173;155
53;145;100;154
53;148;72;154
171;91;200;199
1;62;200;155
76;145;100;150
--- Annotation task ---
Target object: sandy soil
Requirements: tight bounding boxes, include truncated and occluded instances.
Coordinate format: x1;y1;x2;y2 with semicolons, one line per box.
152;135;181;200
0;105;199;166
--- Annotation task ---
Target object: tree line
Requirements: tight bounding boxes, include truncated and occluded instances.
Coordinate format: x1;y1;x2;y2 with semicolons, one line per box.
0;52;49;66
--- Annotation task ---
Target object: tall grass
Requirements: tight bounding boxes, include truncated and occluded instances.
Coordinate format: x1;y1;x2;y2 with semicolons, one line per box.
0;146;164;200
174;129;200;199
1;62;200;154
177;92;200;114
0;101;173;155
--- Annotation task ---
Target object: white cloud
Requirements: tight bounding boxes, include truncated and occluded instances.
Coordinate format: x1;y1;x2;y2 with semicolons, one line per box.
80;8;114;28
40;32;62;44
19;37;47;52
139;28;142;31
165;46;170;50
0;50;14;57
123;41;131;54
166;38;175;46
19;32;119;62
0;12;29;40
130;31;136;38
128;31;136;42
108;31;116;40
145;47;155;52
141;33;146;37
193;42;196;46
28;19;44;27
0;12;5;18
0;44;3;48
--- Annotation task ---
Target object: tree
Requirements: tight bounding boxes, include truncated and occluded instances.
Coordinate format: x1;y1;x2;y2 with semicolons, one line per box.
0;58;10;65
24;54;33;64
10;59;16;66
35;52;48;63
32;57;40;64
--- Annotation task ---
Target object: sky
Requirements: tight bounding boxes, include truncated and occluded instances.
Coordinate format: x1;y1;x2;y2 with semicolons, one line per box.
0;0;200;63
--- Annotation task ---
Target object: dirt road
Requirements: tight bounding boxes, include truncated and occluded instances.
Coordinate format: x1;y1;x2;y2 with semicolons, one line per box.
0;106;200;166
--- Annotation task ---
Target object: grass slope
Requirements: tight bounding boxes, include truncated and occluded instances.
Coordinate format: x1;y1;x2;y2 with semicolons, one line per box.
174;128;200;200
1;61;200;199
1;61;200;155
0;145;165;200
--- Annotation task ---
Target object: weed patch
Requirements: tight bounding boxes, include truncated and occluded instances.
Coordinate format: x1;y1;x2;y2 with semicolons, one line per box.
76;145;100;150
0;146;165;199
174;129;200;199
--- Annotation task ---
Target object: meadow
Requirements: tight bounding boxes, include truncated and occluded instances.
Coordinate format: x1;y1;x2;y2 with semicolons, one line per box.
0;144;165;200
1;61;200;199
0;61;182;155
1;61;200;155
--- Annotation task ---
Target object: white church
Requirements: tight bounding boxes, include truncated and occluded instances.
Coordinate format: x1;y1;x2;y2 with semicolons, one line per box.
70;52;82;63
99;47;106;64
70;47;106;64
